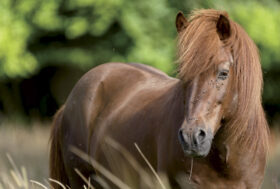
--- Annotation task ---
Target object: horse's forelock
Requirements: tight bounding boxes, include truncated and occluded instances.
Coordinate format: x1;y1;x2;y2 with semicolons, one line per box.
177;10;226;82
177;9;269;154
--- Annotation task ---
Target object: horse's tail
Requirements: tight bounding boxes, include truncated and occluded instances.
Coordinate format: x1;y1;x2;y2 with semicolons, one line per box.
49;105;69;188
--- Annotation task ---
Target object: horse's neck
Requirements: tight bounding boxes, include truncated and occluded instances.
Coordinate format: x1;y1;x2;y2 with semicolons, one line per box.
209;115;267;181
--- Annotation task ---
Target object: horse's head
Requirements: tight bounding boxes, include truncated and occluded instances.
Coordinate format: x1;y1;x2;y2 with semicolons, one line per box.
176;11;236;157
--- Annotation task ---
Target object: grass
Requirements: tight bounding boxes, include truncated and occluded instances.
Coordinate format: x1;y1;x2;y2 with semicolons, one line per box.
263;128;280;189
0;123;49;188
0;123;279;188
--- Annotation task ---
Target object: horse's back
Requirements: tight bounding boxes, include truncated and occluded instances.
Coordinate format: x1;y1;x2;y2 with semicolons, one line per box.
66;62;174;104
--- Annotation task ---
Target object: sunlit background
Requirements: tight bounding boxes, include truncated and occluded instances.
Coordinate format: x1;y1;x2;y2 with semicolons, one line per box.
0;0;279;188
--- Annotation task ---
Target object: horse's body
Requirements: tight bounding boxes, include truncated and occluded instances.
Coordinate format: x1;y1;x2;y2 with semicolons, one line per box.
50;10;269;189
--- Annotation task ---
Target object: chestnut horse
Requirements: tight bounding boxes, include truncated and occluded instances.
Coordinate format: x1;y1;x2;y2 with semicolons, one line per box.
49;9;269;189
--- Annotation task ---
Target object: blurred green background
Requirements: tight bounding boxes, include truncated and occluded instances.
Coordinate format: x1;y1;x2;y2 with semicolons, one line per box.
0;0;279;125
0;0;280;188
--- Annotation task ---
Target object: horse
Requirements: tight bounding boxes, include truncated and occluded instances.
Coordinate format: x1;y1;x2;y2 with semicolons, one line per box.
49;9;269;189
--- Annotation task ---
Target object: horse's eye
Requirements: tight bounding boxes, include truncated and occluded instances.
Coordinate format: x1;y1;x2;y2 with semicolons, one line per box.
218;70;229;80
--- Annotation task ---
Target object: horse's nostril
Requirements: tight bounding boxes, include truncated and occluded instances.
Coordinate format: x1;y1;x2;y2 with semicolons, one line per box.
194;129;207;145
178;129;186;144
198;129;206;141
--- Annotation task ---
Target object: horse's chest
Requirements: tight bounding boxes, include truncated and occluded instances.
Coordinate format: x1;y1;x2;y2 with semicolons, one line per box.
191;167;246;189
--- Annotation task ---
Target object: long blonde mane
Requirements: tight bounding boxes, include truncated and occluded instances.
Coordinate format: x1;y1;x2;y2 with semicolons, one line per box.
177;9;269;153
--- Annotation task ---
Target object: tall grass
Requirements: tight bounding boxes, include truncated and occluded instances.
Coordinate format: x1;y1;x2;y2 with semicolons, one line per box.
0;124;279;188
70;138;193;189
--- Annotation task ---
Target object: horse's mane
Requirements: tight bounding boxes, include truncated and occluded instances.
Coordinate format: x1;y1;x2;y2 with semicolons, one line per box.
177;9;269;153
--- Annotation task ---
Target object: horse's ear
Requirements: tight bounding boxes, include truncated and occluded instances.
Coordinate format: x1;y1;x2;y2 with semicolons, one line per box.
216;15;231;40
176;11;188;33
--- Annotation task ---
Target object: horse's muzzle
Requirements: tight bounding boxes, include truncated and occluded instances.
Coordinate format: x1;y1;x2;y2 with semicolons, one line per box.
178;128;213;157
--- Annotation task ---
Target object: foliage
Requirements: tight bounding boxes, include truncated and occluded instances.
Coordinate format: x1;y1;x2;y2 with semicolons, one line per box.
1;0;280;76
0;0;176;78
0;0;37;78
